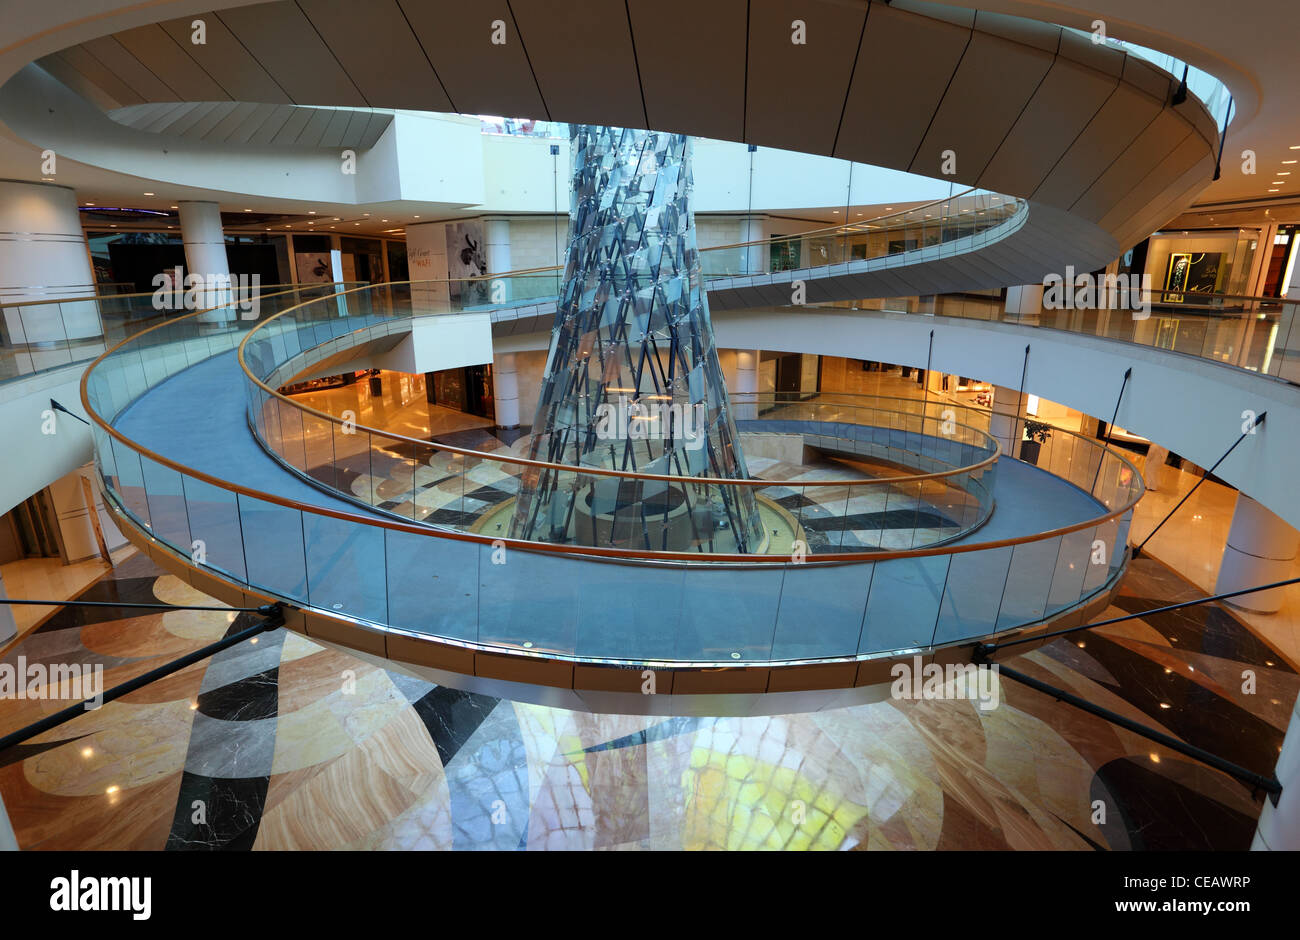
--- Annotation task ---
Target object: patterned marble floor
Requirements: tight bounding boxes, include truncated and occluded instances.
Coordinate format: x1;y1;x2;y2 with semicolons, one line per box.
335;429;970;551
0;550;1292;850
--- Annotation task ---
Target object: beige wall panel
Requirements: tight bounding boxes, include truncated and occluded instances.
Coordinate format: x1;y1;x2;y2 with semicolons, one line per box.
298;0;453;112
159;14;293;104
744;0;866;155
509;0;646;128
834;4;971;167
909;30;1054;182
113;24;230;101
627;0;746;140
217;1;367;106
1032;82;1163;207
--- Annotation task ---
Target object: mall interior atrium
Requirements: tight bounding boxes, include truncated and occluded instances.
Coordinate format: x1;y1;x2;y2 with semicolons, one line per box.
0;0;1297;872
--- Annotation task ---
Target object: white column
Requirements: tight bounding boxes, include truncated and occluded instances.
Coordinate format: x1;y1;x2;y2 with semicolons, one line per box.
988;384;1023;458
0;180;99;344
1004;284;1043;322
1215;494;1300;613
732;349;759;419
493;352;521;428
1254;696;1300;850
177;200;232;320
485;218;512;302
741;217;765;275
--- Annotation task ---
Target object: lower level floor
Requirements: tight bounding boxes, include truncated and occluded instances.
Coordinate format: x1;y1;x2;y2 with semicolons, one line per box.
0;546;1293;850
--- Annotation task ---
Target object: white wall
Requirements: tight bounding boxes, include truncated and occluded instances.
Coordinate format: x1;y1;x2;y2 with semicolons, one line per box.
707;307;1300;530
0;366;94;516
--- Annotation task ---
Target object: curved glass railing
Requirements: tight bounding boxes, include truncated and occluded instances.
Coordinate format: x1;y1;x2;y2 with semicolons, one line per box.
1062;27;1233;128
0;281;309;386
83;279;1142;664
813;288;1300;386
474;189;1023;306
238;285;999;554
698;190;1021;278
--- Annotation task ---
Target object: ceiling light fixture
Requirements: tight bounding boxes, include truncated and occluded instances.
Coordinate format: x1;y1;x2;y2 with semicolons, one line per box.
143;192;154;196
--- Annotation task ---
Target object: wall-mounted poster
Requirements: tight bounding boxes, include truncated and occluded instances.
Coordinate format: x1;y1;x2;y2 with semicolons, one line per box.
294;253;333;284
1163;251;1223;302
446;221;488;305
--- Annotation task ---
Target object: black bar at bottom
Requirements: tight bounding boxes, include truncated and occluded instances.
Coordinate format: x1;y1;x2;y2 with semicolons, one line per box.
995;662;1282;802
0;605;285;754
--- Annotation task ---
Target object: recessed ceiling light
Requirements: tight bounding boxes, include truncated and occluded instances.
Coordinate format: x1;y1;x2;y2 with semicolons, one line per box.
143;192;154;196
1279;172;1291;176
85;202;94;206
381;219;388;222
1272;181;1285;185
308;210;316;214
413;215;420;218
1269;188;1280;192
244;208;252;212
109;224;116;227
170;205;178;209
1284;160;1298;165
1291;145;1300;150
333;217;340;221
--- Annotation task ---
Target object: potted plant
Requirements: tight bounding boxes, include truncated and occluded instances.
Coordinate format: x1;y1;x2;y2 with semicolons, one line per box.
1019;420;1053;465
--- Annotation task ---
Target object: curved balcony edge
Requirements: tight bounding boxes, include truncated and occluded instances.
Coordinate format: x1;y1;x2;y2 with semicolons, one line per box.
100;485;1129;716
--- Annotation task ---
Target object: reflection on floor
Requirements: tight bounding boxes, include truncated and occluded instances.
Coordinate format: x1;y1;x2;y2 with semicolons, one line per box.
0;550;1292;850
0;546;135;642
1131;463;1300;668
289;372;493;443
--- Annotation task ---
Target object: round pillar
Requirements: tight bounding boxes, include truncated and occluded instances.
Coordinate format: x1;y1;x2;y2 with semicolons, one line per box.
1004;284;1044;322
1215;494;1299;613
732;349;759;420
988;384;1023;459
493;353;521;428
485;219;512;301
1254;694;1300;850
0;180;99;344
741;217;764;275
178;200;232;320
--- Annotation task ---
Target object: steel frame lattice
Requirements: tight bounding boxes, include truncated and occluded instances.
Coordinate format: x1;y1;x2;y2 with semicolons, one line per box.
510;125;764;552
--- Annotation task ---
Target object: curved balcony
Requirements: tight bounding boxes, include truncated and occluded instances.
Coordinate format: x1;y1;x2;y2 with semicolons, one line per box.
0;281;342;385
82;276;1143;712
239;287;1000;555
